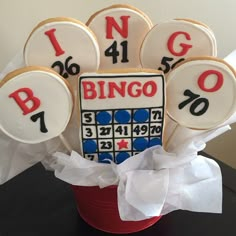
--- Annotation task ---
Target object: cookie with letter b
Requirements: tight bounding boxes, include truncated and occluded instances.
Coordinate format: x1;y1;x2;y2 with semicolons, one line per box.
166;57;236;129
140;19;217;75
78;69;165;164
0;66;74;143
24;17;100;82
86;4;153;70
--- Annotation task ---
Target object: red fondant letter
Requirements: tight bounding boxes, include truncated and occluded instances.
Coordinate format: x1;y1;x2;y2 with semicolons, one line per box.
82;81;97;99
9;88;41;115
167;31;192;56
98;81;106;99
128;81;142;97
106;16;130;39
143;81;157;97
198;70;224;92
108;81;126;98
45;28;65;56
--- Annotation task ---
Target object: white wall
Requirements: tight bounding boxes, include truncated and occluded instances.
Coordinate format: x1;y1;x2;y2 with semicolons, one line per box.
0;0;236;167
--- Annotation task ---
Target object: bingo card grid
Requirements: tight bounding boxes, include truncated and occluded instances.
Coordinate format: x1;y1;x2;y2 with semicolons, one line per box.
79;74;165;164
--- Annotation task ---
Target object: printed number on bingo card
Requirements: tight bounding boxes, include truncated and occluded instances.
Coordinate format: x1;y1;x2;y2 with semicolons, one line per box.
79;73;165;164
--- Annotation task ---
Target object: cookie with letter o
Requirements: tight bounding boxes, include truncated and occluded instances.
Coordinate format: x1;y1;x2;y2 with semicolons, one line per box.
24;17;100;82
78;68;165;164
0;66;74;143
166;57;236;129
140;19;217;75
86;4;153;70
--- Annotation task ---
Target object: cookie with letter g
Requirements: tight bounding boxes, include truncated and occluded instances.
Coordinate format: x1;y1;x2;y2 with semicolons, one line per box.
24;17;100;81
166;57;236;130
0;66;74;143
78;68;165;164
87;4;153;70
140;19;217;75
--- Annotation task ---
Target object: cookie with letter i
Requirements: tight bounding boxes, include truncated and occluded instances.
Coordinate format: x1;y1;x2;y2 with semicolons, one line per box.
140;19;217;74
166;57;236;129
78;69;165;164
0;66;74;143
24;17;100;83
86;4;153;70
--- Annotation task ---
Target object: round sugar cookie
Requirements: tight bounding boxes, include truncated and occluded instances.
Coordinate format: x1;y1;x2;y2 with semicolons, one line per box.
86;4;153;70
0;66;74;143
140;19;217;75
24;17;100;80
166;57;236;129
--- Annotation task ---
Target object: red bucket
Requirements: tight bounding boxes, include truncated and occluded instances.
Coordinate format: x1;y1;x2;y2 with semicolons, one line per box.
71;185;162;234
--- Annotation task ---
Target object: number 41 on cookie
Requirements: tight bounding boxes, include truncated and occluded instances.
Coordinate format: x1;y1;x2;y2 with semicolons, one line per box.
105;16;130;64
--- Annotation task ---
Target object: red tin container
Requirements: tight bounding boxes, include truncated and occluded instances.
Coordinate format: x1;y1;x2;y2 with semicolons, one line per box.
72;185;162;234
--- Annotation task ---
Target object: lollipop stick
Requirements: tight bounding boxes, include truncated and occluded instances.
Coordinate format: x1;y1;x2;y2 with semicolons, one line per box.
164;122;180;151
59;134;72;153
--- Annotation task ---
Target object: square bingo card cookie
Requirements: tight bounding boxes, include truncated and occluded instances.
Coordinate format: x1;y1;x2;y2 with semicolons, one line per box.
78;69;165;164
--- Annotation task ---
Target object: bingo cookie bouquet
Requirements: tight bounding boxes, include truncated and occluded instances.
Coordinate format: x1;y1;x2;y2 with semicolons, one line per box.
1;4;236;234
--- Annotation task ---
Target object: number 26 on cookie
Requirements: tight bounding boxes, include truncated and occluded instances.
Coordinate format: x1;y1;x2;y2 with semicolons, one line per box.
105;40;129;64
44;29;80;78
51;56;80;79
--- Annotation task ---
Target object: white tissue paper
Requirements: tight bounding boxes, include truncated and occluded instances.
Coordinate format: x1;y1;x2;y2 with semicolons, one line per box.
0;51;70;183
47;130;223;221
1;50;236;220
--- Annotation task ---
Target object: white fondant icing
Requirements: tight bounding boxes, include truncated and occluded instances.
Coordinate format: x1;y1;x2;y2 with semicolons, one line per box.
87;6;153;70
79;72;164;109
24;19;100;79
166;59;236;129
140;20;217;73
0;68;73;143
78;71;165;163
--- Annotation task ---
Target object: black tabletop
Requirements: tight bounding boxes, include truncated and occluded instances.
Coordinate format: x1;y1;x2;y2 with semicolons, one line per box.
0;152;235;235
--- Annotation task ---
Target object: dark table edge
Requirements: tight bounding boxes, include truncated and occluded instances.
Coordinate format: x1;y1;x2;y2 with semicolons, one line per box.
1;151;236;192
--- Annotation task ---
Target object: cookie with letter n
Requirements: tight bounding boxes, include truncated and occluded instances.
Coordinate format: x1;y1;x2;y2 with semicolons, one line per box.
78;69;166;164
86;4;153;70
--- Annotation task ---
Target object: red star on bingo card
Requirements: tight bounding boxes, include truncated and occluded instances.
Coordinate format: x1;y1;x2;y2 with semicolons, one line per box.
117;139;129;150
